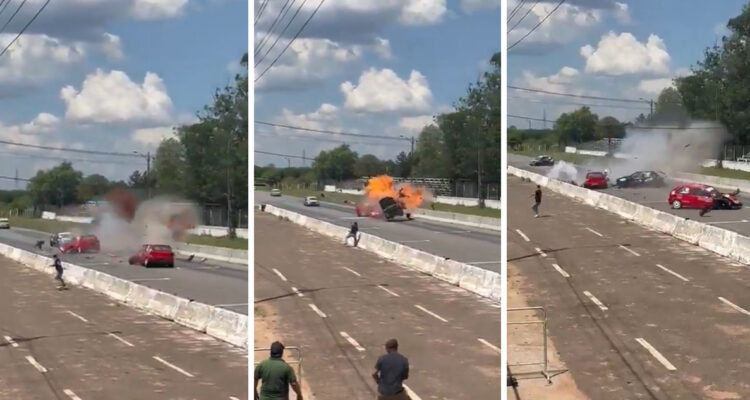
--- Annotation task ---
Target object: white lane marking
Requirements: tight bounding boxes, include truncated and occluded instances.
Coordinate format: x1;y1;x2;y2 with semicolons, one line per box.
718;297;750;316
635;338;677;371
339;331;365;352
585;227;604;237
552;263;570;278
308;303;327;318
343;267;361;277
446;230;472;234
291;287;304;297
130;278;170;282
467;260;502;265
707;219;750;225
377;285;400;297
655;264;689;282
415;305;448;323
66;310;89;323
399;240;431;244
214;303;249;307
229;397;241;400
3;335;18;348
153;356;195;377
108;333;134;347
362;227;381;230
341;216;368;220
477;338;501;354
25;356;47;373
515;229;530;242
583;291;608;311
64;389;83;400
404;385;423;400
272;268;288;282
534;247;547;258
619;245;641;256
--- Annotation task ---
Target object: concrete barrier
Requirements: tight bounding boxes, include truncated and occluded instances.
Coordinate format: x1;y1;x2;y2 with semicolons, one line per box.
206;307;248;348
414;209;500;232
173;243;248;265
263;204;501;303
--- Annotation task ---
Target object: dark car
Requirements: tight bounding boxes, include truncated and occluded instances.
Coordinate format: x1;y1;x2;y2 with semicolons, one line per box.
668;184;742;210
378;197;412;221
529;155;555;166
615;171;666;188
128;244;175;268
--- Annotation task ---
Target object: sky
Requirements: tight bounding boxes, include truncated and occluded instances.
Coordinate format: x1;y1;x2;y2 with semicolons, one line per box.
507;0;747;130
253;0;502;168
0;0;248;190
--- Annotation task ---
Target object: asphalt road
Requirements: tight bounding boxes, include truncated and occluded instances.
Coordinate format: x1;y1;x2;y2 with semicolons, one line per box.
256;191;501;273
511;153;750;239
0;227;248;315
254;212;501;399
0;254;247;400
509;174;750;399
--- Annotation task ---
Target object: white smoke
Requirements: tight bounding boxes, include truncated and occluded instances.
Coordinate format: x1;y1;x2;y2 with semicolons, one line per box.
546;161;579;182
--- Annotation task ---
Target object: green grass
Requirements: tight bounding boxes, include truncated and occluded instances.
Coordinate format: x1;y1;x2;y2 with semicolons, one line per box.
699;167;750;181
8;216;248;249
259;187;501;219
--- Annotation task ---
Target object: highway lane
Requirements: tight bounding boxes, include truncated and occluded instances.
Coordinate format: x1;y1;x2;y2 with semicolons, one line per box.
511;152;750;238
254;212;501;399
256;191;501;272
0;254;247;399
509;174;750;399
0;227;248;315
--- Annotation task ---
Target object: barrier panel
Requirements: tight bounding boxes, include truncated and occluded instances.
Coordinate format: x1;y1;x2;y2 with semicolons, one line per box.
508;307;550;383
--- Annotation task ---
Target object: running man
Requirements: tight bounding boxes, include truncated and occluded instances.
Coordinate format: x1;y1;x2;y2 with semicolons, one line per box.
254;341;303;400
345;222;359;246
531;185;542;218
52;254;66;289
373;338;411;400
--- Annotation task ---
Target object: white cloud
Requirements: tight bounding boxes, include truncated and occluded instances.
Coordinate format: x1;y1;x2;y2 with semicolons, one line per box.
131;0;189;20
275;103;341;131
520;66;582;93
0;33;85;88
461;0;501;13
131;126;177;146
399;115;435;133
399;0;447;26
341;68;433;114
373;37;393;59
507;1;604;50
0;113;61;146
614;2;631;24
61;69;173;124
580;32;670;76
638;78;673;95
97;33;124;60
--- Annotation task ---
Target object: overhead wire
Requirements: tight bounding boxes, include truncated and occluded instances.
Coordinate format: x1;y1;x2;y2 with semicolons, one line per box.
0;0;26;37
508;113;724;130
254;0;269;24
0;0;50;58
508;0;540;34
508;0;565;51
507;0;527;23
0;0;12;21
255;120;409;141
0;138;145;158
254;0;307;68
509;85;650;104
254;0;294;56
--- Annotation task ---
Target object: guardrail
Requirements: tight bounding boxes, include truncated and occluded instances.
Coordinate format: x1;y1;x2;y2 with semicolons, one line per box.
254;347;302;382
508;306;550;383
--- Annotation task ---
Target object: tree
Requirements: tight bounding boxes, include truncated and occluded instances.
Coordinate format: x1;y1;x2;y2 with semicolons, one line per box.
27;162;83;209
152;138;186;195
648;87;688;125
596;116;625;140
354;154;384;177
394;151;412;178
413;125;449;177
555;107;598;145
77;174;111;202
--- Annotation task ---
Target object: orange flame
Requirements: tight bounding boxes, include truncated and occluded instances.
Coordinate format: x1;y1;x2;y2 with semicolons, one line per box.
364;175;426;210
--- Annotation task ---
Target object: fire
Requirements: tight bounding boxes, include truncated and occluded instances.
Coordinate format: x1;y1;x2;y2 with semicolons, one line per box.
364;175;426;210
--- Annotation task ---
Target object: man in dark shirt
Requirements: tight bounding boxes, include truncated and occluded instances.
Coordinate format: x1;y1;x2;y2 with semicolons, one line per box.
345;222;359;247
373;338;410;400
53;254;66;289
531;185;542;218
254;341;303;400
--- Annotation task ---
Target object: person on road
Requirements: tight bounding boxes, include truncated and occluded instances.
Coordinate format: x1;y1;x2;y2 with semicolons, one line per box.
531;185;542;218
372;338;410;400
345;222;359;246
52;254;66;289
254;341;303;400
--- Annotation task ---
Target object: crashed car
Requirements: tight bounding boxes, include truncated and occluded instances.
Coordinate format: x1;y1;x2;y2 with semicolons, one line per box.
668;184;742;210
128;244;175;268
379;197;412;221
583;172;609;189
50;232;74;247
60;235;100;253
355;202;382;218
615;171;666;188
529;155;554;166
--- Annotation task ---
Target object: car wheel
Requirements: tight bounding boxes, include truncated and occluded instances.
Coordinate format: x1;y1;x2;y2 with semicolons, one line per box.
144;260;149;268
671;200;682;209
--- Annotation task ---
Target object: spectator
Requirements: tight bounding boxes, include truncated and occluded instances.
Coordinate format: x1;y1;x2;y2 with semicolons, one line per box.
531;185;542;218
254;341;303;400
345;222;359;247
373;338;410;400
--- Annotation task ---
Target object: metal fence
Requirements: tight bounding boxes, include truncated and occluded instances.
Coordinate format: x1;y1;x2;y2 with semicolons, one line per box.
508;306;550;383
253;347;302;382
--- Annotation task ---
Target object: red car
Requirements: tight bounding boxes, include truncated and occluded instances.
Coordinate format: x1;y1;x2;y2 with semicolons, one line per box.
668;184;742;210
128;244;175;268
60;235;100;253
583;172;608;189
355;203;382;218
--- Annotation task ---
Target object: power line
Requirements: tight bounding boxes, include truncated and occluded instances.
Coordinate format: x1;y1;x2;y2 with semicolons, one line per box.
255;0;326;82
255;0;307;68
254;0;294;56
509;95;651;111
0;0;26;37
507;0;526;23
255;130;408;147
255;150;309;160
509;85;649;104
508;113;724;130
508;0;540;34
0;0;12;21
0;150;143;166
254;0;270;24
0;138;145;158
0;0;50;58
255;120;408;141
0;174;29;182
508;0;565;51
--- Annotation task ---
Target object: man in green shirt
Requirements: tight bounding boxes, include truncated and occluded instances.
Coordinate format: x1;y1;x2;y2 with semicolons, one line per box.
255;341;303;400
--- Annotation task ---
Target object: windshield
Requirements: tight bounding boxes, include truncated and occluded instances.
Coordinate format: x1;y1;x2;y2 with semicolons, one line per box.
151;245;172;252
308;197;317;200
588;173;604;178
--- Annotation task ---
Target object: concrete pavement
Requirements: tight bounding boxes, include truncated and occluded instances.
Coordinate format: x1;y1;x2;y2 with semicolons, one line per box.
256;191;501;273
0;254;247;400
254;212;501;399
0;227;248;315
509;174;750;399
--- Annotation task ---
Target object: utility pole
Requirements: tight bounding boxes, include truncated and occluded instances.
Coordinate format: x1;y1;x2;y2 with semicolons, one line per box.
410;136;415;156
543;109;547;129
302;150;306;167
146;151;151;199
650;99;654;118
225;129;235;239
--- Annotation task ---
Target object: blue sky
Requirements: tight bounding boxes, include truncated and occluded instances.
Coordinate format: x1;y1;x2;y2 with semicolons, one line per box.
508;0;746;129
0;0;248;190
253;0;501;167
